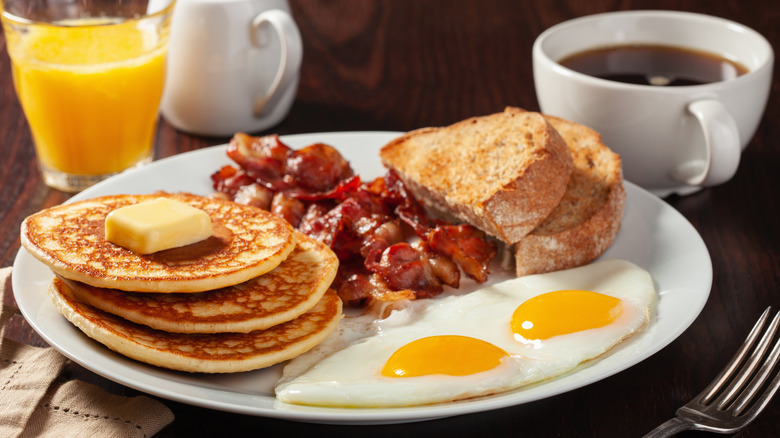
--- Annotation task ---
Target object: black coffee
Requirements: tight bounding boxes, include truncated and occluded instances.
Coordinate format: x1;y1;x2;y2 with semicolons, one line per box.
559;44;748;86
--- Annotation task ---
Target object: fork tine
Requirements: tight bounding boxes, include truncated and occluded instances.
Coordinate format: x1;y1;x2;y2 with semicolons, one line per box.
734;355;780;425
698;307;772;405
645;308;780;438
730;310;780;416
715;308;780;410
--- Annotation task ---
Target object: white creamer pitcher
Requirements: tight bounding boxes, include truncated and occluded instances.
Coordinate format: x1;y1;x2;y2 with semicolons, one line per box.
161;0;303;136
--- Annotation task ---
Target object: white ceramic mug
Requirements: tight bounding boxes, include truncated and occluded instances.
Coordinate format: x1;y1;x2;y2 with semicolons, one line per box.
161;0;303;136
533;10;773;197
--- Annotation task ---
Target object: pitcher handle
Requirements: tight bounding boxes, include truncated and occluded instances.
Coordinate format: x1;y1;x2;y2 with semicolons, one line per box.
250;9;303;117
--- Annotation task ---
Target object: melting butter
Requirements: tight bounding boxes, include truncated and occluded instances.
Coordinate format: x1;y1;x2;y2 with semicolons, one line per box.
105;197;213;254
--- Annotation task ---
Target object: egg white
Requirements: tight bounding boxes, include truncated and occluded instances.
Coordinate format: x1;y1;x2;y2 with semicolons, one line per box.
275;259;656;407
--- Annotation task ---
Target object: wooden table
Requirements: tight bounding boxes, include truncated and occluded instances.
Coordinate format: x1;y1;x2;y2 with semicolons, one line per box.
2;1;778;436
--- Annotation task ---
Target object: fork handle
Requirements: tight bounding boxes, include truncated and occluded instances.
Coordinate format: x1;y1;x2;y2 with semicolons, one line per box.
642;417;693;438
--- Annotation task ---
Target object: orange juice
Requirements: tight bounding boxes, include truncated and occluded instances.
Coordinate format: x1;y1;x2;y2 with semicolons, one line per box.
5;17;168;178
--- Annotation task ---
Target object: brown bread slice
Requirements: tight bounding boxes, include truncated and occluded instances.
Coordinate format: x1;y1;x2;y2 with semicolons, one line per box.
513;112;626;276
380;108;574;243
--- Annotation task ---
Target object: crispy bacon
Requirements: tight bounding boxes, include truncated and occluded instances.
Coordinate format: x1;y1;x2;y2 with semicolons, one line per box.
297;188;393;260
337;270;416;307
223;133;361;200
360;219;403;259
337;272;373;307
287;175;361;201
413;240;460;288
270;192;306;227
428;224;497;283
213;133;498;307
367;274;417;302
233;183;274;209
381;170;436;237
366;242;444;298
211;165;255;197
226;133;290;189
286;143;354;192
298;202;335;237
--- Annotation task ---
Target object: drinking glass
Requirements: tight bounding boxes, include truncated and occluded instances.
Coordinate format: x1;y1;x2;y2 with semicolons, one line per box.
1;0;175;192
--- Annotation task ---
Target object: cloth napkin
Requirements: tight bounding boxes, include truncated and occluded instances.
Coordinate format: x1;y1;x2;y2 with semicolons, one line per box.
0;267;175;437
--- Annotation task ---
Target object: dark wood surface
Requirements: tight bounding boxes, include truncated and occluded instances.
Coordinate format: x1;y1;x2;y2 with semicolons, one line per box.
2;1;778;436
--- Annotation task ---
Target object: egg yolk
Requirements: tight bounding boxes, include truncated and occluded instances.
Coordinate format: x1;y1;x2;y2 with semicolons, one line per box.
511;290;622;341
381;335;508;378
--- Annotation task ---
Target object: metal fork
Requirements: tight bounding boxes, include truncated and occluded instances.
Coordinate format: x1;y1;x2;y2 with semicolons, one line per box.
643;307;780;437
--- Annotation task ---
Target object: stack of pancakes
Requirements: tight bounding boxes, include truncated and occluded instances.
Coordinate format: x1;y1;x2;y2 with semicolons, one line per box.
20;192;342;373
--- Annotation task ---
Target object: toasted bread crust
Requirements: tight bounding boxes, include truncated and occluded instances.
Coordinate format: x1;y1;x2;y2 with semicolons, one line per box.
380;108;573;243
514;113;626;276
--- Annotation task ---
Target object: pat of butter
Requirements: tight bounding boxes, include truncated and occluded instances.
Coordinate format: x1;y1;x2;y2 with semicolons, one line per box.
105;198;213;254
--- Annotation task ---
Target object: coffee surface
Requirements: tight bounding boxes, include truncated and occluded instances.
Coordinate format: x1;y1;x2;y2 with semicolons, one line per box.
559;44;748;86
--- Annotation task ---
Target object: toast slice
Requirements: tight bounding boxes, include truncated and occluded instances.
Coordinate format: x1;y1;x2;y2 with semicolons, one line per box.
513;112;626;276
380;108;574;243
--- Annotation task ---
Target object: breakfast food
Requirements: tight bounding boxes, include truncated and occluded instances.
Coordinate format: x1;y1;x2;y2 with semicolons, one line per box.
380;107;625;277
57;232;338;333
211;134;497;306
21;191;345;373
379;108;574;243
275;259;655;407
210;108;625;303
513;111;626;276
49;278;343;373
105;197;215;254
20;192;296;293
16;111;649;406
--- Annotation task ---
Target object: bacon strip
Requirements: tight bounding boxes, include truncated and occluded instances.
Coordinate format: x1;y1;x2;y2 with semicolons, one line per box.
212;133;497;306
429;224;497;283
226;133;290;190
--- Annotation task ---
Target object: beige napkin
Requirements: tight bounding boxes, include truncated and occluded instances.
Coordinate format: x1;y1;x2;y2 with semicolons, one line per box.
0;267;175;437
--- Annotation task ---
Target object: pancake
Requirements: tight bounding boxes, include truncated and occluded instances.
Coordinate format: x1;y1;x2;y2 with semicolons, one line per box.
58;232;339;333
21;192;296;293
49;277;344;373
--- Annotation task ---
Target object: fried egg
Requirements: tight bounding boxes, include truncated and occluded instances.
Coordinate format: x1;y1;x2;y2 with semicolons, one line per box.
275;259;655;407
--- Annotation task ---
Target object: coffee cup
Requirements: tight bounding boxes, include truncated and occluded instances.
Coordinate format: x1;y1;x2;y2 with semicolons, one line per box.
532;10;773;196
161;0;302;137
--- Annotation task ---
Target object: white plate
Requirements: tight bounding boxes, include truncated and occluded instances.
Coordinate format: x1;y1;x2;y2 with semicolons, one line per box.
12;131;712;424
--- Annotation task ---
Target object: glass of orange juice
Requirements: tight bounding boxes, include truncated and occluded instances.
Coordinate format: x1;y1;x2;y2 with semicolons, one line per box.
1;0;175;192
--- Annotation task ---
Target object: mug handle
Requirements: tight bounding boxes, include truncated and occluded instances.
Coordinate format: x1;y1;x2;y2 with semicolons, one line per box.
250;9;303;117
672;99;741;187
